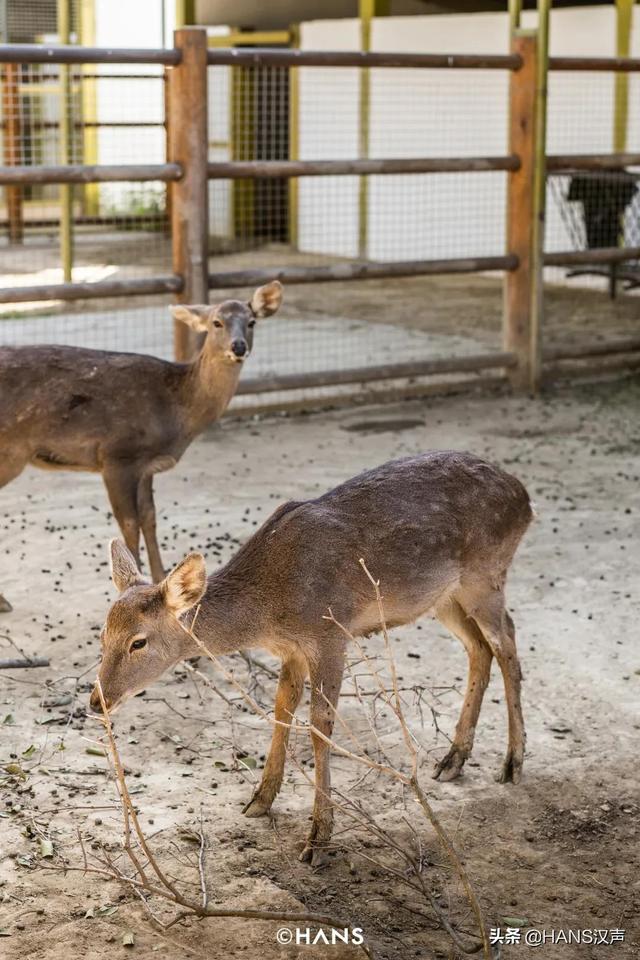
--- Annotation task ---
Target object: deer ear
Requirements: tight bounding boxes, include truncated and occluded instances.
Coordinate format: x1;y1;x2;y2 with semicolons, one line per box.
169;305;210;332
162;553;207;617
249;280;283;319
110;539;143;593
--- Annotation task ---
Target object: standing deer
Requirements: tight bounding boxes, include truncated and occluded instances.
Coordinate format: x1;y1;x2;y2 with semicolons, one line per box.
0;281;283;612
90;451;533;866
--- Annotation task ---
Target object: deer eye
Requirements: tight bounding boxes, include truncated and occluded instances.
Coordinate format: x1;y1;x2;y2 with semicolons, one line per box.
213;319;223;328
248;319;256;328
129;636;147;653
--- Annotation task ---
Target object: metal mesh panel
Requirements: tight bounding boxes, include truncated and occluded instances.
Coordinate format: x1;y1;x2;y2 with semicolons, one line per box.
5;0;61;43
0;58;172;353
207;62;507;408
544;68;640;334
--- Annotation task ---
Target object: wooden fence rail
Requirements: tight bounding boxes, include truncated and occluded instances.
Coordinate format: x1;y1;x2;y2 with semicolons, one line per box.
208;256;518;290
0;44;179;65
0;164;182;184
207;157;520;179
206;49;522;69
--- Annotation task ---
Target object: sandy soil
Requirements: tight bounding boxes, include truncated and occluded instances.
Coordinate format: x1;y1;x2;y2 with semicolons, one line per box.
1;377;639;959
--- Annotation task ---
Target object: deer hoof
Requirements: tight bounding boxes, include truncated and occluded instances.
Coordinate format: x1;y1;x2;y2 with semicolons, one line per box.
496;752;523;785
242;794;271;818
432;747;466;782
0;595;12;614
299;844;330;868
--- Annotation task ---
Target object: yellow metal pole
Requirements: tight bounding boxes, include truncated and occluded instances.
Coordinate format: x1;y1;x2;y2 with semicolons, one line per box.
58;0;73;282
529;0;550;393
79;0;99;216
614;0;634;153
358;1;390;257
358;0;373;259
288;23;300;249
175;0;196;28
509;0;523;33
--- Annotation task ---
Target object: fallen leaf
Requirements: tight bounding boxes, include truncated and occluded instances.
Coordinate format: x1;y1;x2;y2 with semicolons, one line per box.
96;905;118;917
502;916;529;927
39;838;54;859
2;714;15;726
42;693;73;708
3;763;26;781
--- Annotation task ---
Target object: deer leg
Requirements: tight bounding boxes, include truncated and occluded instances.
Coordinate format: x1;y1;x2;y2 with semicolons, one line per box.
102;466;142;568
300;644;346;867
137;475;165;583
471;598;525;785
0;451;29;612
432;598;493;782
243;652;306;818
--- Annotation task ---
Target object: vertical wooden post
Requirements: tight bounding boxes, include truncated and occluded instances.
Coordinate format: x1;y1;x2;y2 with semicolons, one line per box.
503;32;540;392
168;27;209;361
2;62;23;244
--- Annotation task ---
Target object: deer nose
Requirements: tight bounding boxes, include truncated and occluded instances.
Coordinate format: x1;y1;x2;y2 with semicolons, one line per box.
89;687;108;713
231;339;247;358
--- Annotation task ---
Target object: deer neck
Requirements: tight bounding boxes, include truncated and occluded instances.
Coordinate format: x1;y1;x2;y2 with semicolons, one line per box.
184;345;242;431
182;571;258;657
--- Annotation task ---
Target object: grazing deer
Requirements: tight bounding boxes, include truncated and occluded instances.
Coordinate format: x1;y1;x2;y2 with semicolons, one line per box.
90;451;533;865
0;281;283;613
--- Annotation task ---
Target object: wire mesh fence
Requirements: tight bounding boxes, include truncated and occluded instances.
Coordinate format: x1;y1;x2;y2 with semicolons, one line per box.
204;61;511;406
545;68;640;303
1;51;512;402
0;53;172;352
210;64;509;261
2;30;639;408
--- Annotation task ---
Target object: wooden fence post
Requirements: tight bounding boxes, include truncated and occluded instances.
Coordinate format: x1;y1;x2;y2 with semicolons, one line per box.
503;32;541;392
168;28;209;362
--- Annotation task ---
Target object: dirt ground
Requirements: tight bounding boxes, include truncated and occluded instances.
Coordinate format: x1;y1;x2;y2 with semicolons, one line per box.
1;376;639;959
